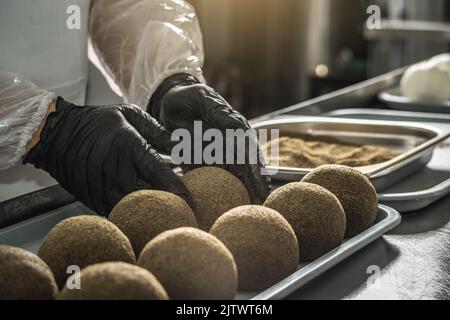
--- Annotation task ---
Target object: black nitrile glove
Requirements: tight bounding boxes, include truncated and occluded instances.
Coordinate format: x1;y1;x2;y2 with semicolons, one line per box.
147;73;271;204
24;97;190;216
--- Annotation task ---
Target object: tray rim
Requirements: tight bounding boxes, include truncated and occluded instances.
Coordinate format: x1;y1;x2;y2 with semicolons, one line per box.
251;204;401;300
0;202;96;238
324;108;450;122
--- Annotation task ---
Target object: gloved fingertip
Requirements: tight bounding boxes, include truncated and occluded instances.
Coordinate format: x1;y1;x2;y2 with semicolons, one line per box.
177;188;194;209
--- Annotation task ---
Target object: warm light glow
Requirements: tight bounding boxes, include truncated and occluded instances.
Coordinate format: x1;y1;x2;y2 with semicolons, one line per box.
315;64;329;78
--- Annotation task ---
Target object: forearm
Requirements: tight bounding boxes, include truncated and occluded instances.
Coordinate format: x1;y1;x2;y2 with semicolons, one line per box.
26;100;56;153
89;0;205;109
0;71;55;171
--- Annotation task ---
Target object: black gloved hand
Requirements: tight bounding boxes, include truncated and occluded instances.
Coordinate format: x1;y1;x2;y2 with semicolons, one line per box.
24;97;190;216
147;73;271;204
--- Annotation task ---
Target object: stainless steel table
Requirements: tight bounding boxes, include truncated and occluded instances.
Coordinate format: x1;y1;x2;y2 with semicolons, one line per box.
287;195;450;300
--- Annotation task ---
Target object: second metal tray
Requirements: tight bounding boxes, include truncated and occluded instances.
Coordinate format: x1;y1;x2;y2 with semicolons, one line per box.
0;202;401;300
253;116;449;190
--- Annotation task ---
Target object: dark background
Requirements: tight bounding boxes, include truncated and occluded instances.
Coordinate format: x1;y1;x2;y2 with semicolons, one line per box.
189;0;450;118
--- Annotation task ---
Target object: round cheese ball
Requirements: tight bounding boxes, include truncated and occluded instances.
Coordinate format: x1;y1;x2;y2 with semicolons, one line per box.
38;215;136;288
109;190;197;255
0;245;58;300
264;182;346;261
400;60;450;102
138;227;237;300
210;205;299;290
58;262;168;300
302;165;378;237
430;53;450;73
181;167;250;230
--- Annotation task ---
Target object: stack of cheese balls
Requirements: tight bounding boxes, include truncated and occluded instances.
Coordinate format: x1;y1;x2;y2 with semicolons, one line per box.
0;164;378;300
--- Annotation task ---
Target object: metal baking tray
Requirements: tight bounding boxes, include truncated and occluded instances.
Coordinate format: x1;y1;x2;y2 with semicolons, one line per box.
0;202;401;300
253;116;450;190
379;87;450;114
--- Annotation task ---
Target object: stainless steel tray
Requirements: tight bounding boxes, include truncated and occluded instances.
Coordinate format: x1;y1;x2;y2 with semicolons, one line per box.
253;116;449;190
0;202;401;301
379;87;450;114
250;205;400;300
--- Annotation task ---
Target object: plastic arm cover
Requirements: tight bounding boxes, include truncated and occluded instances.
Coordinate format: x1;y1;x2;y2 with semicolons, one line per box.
89;0;206;109
0;71;55;170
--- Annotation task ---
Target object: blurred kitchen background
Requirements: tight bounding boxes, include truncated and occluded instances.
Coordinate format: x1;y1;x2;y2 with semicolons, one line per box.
188;0;450;118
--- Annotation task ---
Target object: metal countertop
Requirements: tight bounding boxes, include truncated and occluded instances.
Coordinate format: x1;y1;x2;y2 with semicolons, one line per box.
287;195;450;300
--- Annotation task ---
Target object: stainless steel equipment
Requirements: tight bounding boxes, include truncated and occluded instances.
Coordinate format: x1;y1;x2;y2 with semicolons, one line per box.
246;63;450;214
253;116;450;190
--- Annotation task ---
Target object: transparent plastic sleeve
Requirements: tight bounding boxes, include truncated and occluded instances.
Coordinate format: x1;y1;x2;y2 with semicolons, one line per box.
0;71;55;170
89;0;206;109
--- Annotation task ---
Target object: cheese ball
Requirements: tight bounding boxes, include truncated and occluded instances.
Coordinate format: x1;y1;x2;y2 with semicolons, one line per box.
58;262;168;300
302;164;378;237
109;190;198;255
0;245;58;300
38;215;136;287
430;53;450;73
400;60;450;102
138;227;237;300
210;205;299;290
264;182;346;261
181;167;251;230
